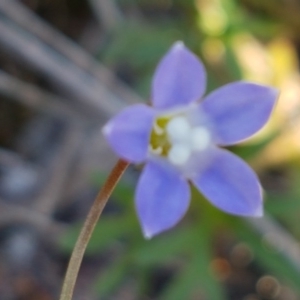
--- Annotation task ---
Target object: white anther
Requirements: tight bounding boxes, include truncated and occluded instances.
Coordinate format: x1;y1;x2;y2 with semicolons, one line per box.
190;127;210;151
166;116;191;142
168;144;191;166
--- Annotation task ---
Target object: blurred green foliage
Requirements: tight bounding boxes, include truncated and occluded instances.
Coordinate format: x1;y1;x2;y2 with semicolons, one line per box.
60;0;300;298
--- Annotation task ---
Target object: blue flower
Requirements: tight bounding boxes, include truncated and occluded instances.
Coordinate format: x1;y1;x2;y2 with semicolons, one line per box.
103;42;278;238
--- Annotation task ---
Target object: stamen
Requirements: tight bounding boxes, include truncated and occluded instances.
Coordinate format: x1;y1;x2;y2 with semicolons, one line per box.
190;127;210;151
153;121;164;135
166;116;191;142
150;145;163;155
168;144;191;165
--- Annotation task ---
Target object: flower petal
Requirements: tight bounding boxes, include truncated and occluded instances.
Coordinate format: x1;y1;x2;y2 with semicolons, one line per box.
102;104;155;163
136;161;190;238
152;41;206;109
201;82;278;145
191;148;263;216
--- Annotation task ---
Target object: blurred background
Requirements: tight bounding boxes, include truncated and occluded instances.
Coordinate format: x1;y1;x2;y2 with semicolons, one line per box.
0;0;300;299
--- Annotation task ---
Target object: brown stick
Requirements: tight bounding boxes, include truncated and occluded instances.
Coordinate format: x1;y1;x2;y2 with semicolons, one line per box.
59;159;129;300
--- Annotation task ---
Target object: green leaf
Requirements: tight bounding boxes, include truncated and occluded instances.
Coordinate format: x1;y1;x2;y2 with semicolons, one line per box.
59;216;132;255
159;227;226;300
133;226;195;266
93;255;129;297
91;172;134;204
223;40;243;81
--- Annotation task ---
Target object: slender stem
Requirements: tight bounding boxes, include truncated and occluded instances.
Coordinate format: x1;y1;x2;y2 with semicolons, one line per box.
59;159;129;300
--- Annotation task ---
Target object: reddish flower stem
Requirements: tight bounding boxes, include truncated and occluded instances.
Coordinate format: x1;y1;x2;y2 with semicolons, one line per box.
59;159;129;300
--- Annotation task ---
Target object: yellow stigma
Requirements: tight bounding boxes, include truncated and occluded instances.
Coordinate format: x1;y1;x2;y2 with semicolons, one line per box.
149;116;172;156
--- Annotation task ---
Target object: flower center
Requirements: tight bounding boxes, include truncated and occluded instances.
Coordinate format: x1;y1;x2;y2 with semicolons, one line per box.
149;114;211;166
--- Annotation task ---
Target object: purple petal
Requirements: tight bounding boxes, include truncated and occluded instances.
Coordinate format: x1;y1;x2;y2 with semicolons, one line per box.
136;161;190;238
102;104;155;163
191;148;263;216
152;41;206;110
201;82;278;145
